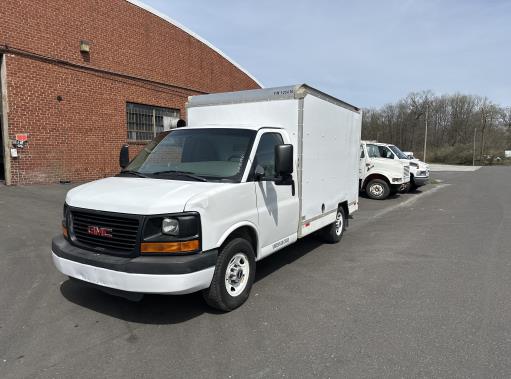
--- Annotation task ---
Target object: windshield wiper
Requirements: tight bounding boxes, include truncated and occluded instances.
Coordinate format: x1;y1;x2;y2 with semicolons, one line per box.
150;170;208;182
118;170;149;178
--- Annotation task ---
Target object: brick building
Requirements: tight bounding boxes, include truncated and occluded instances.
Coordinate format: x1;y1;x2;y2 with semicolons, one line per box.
0;0;261;185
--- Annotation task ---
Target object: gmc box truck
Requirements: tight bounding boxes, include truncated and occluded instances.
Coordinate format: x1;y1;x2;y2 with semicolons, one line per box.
52;84;362;311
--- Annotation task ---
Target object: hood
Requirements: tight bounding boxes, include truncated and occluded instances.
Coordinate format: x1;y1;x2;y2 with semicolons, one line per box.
373;157;409;166
371;157;407;171
66;177;225;215
408;158;428;169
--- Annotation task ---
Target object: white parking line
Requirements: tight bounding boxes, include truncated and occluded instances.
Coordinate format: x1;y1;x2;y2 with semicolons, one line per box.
371;184;449;219
351;184;450;231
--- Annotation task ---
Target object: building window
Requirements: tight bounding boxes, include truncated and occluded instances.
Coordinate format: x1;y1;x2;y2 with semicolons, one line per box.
126;103;180;141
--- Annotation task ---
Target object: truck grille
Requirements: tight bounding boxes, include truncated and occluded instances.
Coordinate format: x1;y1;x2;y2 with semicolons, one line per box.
71;209;140;253
404;166;410;178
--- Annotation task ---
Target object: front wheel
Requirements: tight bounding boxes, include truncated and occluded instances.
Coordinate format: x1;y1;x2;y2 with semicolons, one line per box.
409;176;418;191
366;179;390;200
320;207;346;243
202;238;256;312
399;182;410;193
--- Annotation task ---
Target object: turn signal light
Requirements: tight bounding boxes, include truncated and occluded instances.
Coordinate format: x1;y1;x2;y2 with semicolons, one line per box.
62;226;68;238
140;240;200;254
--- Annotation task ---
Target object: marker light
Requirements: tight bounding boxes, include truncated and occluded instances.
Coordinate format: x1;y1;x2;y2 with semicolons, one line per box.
141;240;200;254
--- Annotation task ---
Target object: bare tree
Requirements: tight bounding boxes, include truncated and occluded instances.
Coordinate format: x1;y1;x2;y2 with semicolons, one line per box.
362;91;509;164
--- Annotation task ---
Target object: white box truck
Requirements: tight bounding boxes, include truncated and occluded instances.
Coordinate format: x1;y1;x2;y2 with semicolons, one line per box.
52;84;361;311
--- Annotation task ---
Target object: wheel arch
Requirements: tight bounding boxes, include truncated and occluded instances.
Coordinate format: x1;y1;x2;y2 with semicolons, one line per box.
216;222;259;258
363;173;391;189
337;201;349;226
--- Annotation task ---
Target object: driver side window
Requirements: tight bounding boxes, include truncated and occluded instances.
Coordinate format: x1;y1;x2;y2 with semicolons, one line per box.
378;146;393;159
252;132;284;178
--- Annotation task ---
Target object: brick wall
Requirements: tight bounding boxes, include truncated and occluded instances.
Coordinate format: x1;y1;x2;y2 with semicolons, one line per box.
0;0;260;184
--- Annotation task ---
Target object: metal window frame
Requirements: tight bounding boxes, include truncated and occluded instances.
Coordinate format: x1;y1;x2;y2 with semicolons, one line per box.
126;102;180;142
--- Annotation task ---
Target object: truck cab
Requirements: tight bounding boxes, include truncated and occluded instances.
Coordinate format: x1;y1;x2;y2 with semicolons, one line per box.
359;141;410;200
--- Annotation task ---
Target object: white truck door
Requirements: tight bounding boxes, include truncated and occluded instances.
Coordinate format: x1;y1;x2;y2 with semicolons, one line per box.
359;144;369;184
250;131;299;258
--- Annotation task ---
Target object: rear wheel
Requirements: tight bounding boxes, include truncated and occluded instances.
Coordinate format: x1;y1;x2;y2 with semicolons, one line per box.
320;207;346;243
366;179;390;200
202;238;256;312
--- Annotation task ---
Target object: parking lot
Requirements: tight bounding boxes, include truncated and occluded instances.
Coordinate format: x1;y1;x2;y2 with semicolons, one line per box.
1;167;511;378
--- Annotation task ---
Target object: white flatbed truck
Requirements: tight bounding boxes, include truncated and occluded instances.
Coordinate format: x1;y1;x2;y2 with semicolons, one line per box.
52;84;362;311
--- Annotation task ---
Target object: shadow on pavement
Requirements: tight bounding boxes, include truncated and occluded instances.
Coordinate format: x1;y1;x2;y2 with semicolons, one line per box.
60;280;216;324
60;235;324;324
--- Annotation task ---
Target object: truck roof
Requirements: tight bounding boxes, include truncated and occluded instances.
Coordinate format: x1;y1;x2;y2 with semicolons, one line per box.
187;84;360;113
184;124;282;131
361;140;392;146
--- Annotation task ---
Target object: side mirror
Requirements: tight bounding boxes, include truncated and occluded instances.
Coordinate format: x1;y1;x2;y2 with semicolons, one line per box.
275;144;293;176
119;144;130;169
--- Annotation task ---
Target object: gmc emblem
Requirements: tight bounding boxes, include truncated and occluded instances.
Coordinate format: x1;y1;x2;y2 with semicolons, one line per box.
87;226;113;238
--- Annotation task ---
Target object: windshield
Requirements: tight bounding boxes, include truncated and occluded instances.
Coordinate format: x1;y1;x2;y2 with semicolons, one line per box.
366;144;382;158
388;145;409;159
125;128;256;182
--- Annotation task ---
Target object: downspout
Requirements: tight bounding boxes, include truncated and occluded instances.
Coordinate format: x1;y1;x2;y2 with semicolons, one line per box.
1;54;11;185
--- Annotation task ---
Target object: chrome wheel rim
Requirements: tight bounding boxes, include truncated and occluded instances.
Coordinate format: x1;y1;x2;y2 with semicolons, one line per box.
335;210;344;236
225;253;250;297
370;184;384;197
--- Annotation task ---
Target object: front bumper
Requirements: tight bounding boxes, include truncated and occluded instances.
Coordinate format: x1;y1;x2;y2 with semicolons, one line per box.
391;177;410;185
52;235;216;294
412;176;429;187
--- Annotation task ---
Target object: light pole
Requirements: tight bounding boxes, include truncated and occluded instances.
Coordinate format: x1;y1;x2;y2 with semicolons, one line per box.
472;128;477;166
423;102;429;163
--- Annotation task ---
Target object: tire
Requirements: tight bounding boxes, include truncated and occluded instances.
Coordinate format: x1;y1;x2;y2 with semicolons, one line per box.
365;179;390;200
320;207;347;243
202;238;256;312
399;182;410;193
409;176;417;191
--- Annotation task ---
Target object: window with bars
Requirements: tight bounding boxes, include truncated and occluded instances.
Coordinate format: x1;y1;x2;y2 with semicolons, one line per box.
126;103;180;141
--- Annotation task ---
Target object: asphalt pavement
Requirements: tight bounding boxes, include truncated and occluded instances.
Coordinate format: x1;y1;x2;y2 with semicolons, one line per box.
1;167;510;378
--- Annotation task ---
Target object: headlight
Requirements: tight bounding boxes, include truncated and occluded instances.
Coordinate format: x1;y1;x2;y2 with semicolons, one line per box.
162;218;179;235
142;213;201;254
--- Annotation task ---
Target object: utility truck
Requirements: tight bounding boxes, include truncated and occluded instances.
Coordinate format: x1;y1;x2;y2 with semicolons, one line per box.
359;141;410;200
52;84;362;311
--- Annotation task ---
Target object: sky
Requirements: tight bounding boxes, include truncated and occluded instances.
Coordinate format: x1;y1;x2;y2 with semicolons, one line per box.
143;0;511;108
